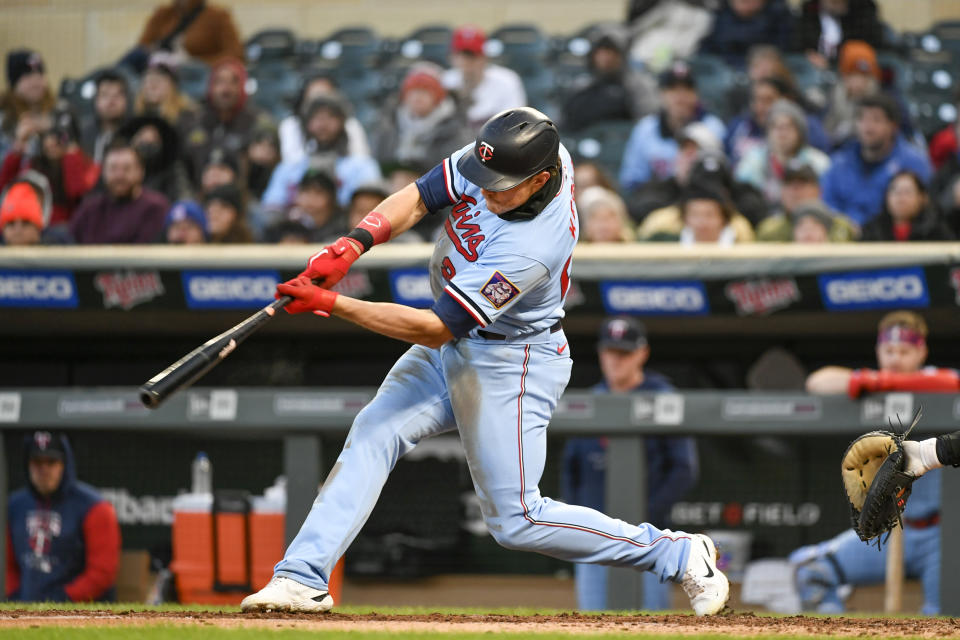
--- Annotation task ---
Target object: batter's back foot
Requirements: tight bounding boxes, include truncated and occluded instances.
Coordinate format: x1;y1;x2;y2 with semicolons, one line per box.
679;533;730;616
241;575;334;613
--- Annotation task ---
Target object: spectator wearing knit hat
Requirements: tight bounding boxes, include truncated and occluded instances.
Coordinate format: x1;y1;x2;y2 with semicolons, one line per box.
79;69;131;164
261;93;381;211
204;183;252;243
69;140;169;243
0;105;99;227
182;58;274;189
735;99;831;204
371;63;470;169
0;177;48;246
442;25;527;131
162;199;208;244
0;49;55;158
823;40;916;148
560;26;659;133
278;71;371;164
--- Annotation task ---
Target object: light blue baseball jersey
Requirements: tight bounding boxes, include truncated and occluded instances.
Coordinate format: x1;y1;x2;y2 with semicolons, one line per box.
417;143;578;340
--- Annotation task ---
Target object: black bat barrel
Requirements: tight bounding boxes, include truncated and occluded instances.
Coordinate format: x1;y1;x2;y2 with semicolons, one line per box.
138;296;291;409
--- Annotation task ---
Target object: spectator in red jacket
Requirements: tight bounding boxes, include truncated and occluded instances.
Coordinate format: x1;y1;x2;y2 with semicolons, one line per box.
69;140;169;243
928;89;960;170
6;432;120;602
0;106;98;227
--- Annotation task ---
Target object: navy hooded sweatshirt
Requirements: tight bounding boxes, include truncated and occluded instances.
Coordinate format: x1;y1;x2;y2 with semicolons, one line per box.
6;433;120;601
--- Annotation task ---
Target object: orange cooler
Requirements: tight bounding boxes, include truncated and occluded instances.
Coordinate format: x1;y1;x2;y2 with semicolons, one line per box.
171;491;343;604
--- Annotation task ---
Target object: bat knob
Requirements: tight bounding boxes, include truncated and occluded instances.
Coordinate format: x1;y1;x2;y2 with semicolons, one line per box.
139;387;161;409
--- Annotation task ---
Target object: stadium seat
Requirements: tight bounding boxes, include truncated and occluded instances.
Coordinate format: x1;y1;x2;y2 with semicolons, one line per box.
687;53;741;121
177;60;211;102
315;26;383;72
247;61;301;119
486;24;550;76
245;28;297;64
399;24;453;66
907;90;957;138
877;51;908;92
901;54;954;97
930;20;960;61
562;120;635;176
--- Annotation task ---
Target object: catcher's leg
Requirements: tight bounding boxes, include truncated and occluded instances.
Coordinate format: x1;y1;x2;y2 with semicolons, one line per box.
244;345;456;611
791;528;887;612
904;524;940;615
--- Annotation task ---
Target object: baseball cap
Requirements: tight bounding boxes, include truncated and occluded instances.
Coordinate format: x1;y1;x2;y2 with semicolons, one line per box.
204;147;240;174
7;49;44;89
164;200;209;237
659;61;696;90
451;25;486;55
401;63;446;104
838;40;880;80
0;182;45;231
27;431;65;461
598;316;647;351
678;122;722;154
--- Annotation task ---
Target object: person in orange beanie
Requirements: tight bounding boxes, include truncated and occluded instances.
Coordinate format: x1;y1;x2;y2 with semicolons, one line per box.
0;178;47;246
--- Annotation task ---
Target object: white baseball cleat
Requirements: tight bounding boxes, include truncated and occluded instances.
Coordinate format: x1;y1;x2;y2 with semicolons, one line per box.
241;575;334;613
680;533;730;616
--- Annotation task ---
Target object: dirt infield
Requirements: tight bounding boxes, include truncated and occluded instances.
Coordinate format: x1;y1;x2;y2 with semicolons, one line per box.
2;609;959;636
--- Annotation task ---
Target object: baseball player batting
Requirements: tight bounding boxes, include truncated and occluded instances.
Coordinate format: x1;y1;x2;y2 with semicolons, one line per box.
240;108;729;616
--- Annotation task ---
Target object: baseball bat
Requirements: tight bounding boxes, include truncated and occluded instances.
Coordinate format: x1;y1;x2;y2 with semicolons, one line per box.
139;296;291;409
884;522;904;612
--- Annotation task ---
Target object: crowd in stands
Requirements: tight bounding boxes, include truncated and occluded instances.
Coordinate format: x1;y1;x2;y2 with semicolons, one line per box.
1;0;960;247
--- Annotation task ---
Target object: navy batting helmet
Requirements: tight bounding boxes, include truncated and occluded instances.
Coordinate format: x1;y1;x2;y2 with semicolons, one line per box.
457;107;560;192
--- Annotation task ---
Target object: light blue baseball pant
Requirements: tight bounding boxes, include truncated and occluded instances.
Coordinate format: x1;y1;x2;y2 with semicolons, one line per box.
790;525;940;615
275;333;694;592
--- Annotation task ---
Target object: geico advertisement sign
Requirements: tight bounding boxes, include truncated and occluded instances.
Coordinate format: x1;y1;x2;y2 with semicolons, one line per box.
182;271;281;309
0;270;78;308
389;268;433;308
818;267;929;311
600;281;709;315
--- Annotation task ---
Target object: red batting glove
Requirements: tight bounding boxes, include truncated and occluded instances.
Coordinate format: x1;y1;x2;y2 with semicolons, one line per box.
276;276;339;316
299;237;362;288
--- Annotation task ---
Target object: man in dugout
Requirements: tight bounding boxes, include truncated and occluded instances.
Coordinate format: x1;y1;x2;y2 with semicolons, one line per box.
793;310;959;615
6;431;121;602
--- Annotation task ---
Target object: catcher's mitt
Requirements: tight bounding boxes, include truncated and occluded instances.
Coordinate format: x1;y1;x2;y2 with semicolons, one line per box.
840;409;923;547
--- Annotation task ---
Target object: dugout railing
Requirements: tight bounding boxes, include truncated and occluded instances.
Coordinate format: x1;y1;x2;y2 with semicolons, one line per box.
1;388;958;613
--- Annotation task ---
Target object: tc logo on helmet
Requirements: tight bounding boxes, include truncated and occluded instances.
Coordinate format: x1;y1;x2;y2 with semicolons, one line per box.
477;141;495;163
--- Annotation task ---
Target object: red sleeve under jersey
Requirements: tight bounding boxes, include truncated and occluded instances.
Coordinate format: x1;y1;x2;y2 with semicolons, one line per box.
63;501;121;602
5;527;19;598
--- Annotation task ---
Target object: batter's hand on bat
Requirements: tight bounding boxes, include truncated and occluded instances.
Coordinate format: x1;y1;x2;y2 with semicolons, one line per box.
299;237;362;288
276;276;339;316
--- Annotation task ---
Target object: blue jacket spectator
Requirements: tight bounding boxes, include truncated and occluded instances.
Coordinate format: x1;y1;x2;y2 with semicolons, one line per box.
619;63;726;191
820;95;931;226
699;0;794;68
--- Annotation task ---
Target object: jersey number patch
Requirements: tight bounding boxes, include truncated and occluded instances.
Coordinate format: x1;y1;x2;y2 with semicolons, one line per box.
480;271;521;309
